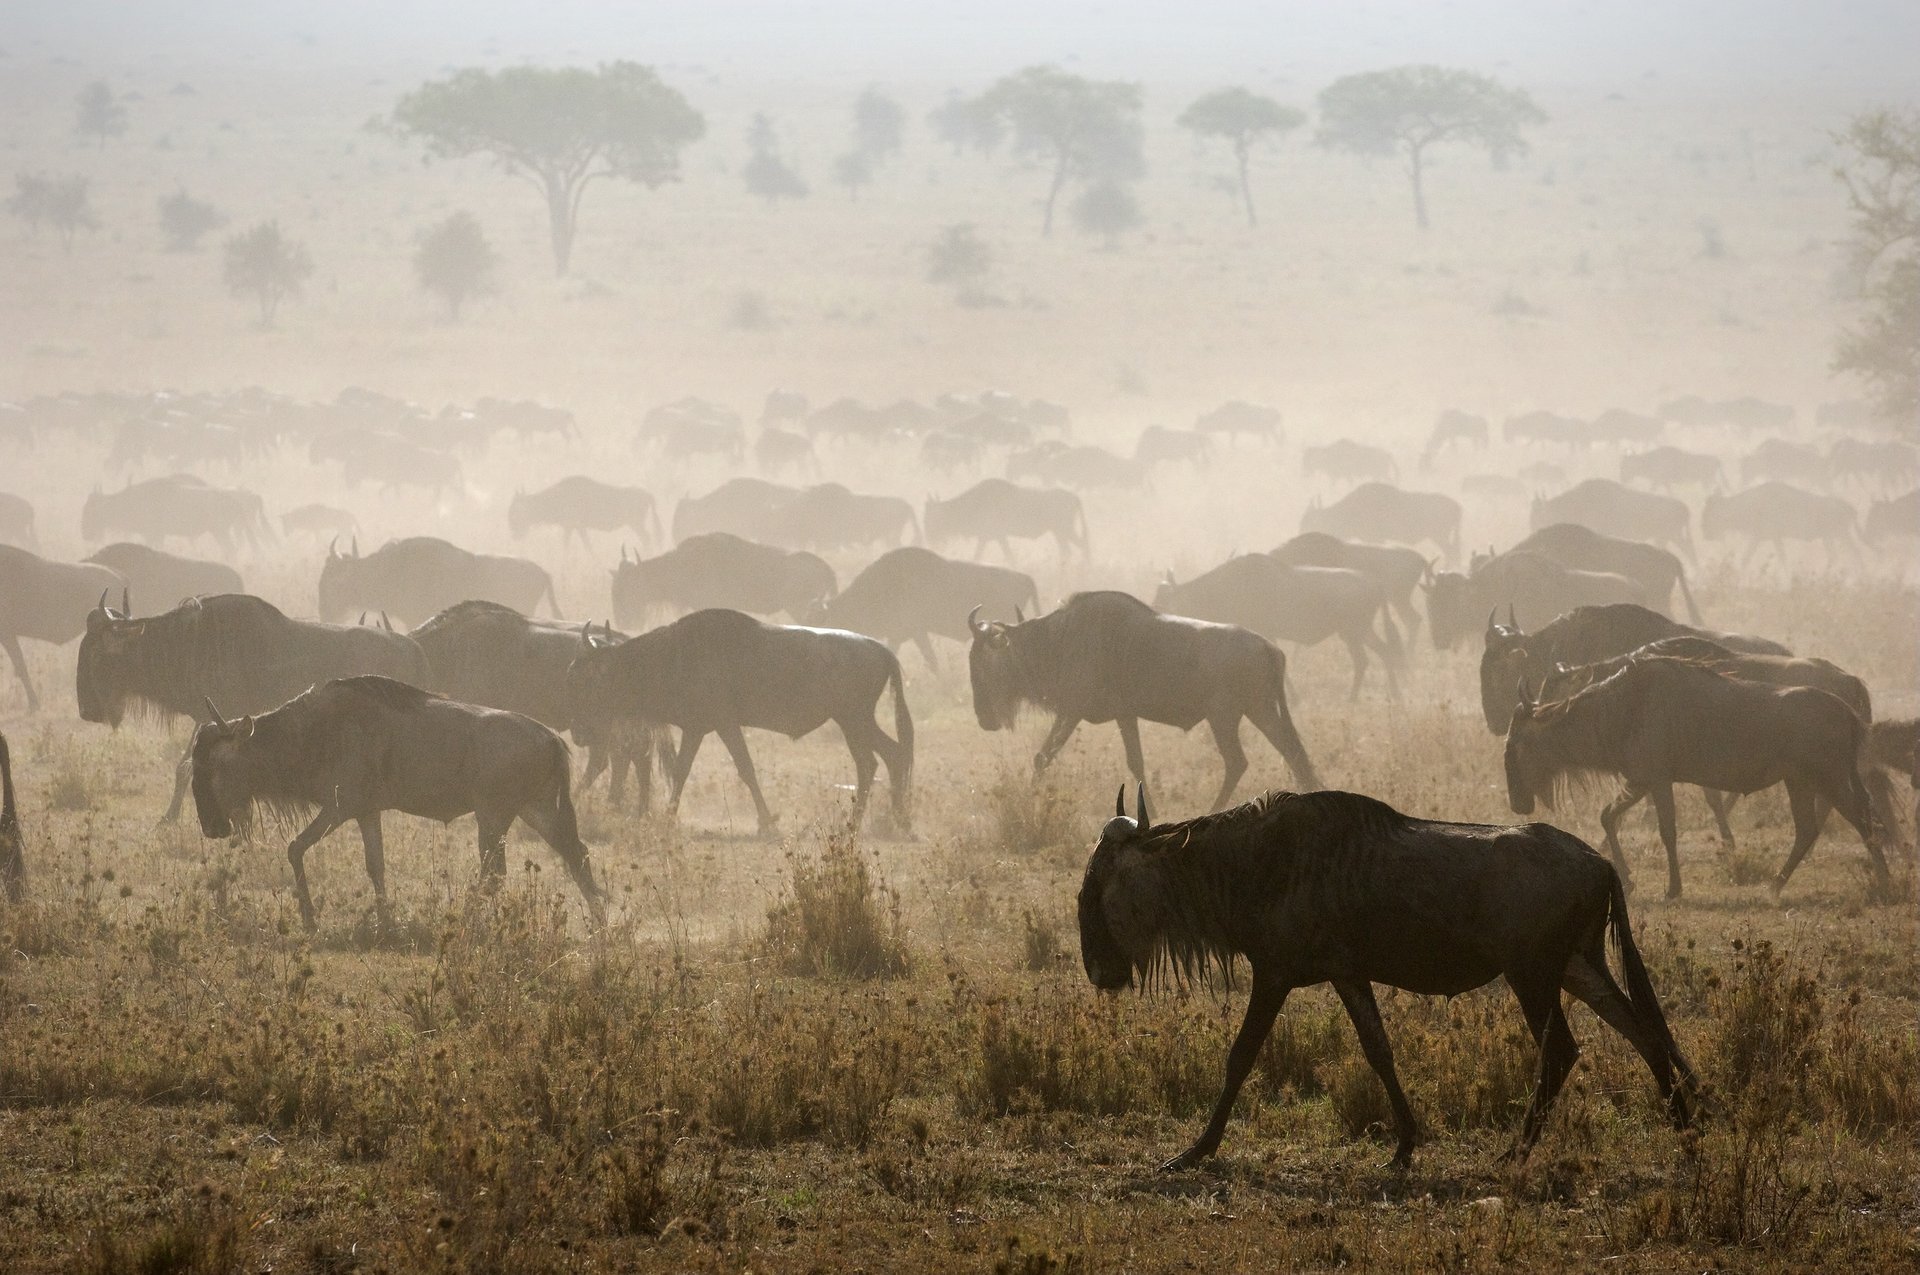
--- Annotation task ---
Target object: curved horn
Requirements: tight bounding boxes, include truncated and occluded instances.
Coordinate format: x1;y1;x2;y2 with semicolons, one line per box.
121;587;129;616
359;611;367;626
968;604;987;636
203;696;227;728
97;588;111;612
380;611;393;633
1135;783;1150;829
1014;604;1025;623
580;621;595;649
1114;785;1127;818
350;535;359;558
1506;603;1517;630
1486;606;1500;637
328;535;339;560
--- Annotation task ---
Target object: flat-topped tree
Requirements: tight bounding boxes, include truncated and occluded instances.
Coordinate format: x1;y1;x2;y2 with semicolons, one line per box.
1315;65;1546;230
384;63;704;274
1178;87;1305;227
973;65;1144;236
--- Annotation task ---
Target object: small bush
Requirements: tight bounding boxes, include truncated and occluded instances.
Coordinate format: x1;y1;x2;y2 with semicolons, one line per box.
47;756;97;812
960;770;1085;859
762;835;909;979
1021;909;1062;972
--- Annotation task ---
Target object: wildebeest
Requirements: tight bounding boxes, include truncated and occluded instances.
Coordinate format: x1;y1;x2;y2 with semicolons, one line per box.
611;533;836;628
1156;556;1401;699
1270;532;1428;642
1505;657;1890;898
192;677;604;929
317;536;560;627
1503;410;1582;446
807;546;1036;671
81;474;270;554
1586;408;1664;446
1193;401;1282;445
757;427;820;476
77;591;432;821
761;389;809;426
82;543;243;613
1741;438;1829;488
637;399;746;461
0;492;35;548
968;592;1319;810
925;479;1089;561
1827;437;1918;491
1078;787;1696;1170
1702;483;1860;565
1507;523;1700;623
1426;551;1645;651
315;430;464;499
565;609;913;832
1133;425;1213;470
759;483;921;552
1422;409;1488;461
1;729;22;903
1478;603;1790;736
1864;489;1919;547
1301;438;1397;485
1008;442;1147;491
671;477;801;543
1300;483;1462;564
280;503;359;541
1529;479;1693;559
507;476;660;552
1867;718;1918;846
1619;446;1722;492
0;545;126;711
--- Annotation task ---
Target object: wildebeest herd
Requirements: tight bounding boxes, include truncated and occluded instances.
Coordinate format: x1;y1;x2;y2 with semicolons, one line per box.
1;381;1915;1174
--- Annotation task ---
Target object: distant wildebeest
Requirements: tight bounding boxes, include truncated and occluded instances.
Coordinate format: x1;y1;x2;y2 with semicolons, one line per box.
925;479;1089;561
0;492;36;548
1827;437;1918;491
805;397;891;444
1702;483;1859;566
1586;408;1664;445
1530;479;1693;559
638;399;746;462
81;474;270;555
1193;401;1282;445
1815;399;1872;431
1301;438;1397;486
1079;787;1697;1170
1503;410;1582;446
1426;551;1645;651
1740;438;1829;488
508;476;660;552
1133;425;1213;469
78;591;431;821
944;409;1036;450
1867;718;1918;847
1509;523;1701;623
1270;532;1427;643
1714;396;1796;432
807;546;1036;671
411;601;651;810
1517;460;1566;490
1619;446;1722;492
0;545;125;711
565;609;913;833
1460;473;1528;502
1157;556;1401;700
280;503;359;541
757;428;820;476
1422;409;1488;462
1506;657;1890;898
1300;483;1462;564
611;533;835;628
1864;489;1919;547
473;398;577;443
968;592;1319;810
671;477;801;543
920;430;987;474
759;483;921;553
761;389;809;426
1;728;23;903
83;543;243;613
1008;442;1147;491
339;433;464;499
317;536;560;627
1478;603;1790;736
192;677;605;929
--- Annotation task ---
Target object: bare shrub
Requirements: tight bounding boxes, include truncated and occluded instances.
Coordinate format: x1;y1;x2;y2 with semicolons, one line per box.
762;834;909;979
959;769;1084;858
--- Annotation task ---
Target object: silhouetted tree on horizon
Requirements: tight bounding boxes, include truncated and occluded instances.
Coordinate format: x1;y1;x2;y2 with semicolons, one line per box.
743;113;809;205
965;66;1145;236
75;81;128;150
1178;87;1305;227
415;211;497;321
158;189;225;251
223;220;313;327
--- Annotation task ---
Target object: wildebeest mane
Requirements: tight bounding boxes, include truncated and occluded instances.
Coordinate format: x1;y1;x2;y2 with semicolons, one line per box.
1005;591;1153;717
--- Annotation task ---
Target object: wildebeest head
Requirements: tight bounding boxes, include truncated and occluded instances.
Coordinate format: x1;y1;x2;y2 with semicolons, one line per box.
1502;684;1552;816
562;622;626;744
1479;607;1531;734
315;536;362;621
1422;571;1472;650
1077;785;1158;991
189;699;257;839
74;589;138;726
966;604;1027;731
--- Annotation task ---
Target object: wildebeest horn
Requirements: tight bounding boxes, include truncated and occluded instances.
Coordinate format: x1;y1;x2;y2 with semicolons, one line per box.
1135;783;1149;829
968;604;987;635
1162;569;1175;585
350;536;359;558
580;621;595;649
1014;604;1025;623
1485;607;1500;637
1506;603;1517;629
203;696;227;728
97;588;111;612
1114;785;1126;818
359;611;367;626
328;535;339;560
380;612;393;633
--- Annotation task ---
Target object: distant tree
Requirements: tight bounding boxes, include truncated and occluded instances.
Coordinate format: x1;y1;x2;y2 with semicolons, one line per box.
1072;178;1143;246
743;114;809;205
1833;108;1919;426
383;64;705;275
414;211;497;321
970;66;1145;235
927;93;1004;156
927;223;992;288
6;173;54;235
157;189;225;251
834;88;906;200
74;81;128;149
833;150;874;199
223;221;313;327
1178;87;1306;227
1315;65;1546;229
41;176;97;253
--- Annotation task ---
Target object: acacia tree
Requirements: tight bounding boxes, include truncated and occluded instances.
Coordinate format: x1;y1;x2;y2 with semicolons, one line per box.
75;81;127;149
415;211;497;320
743;114;808;205
1315;66;1546;230
223;221;313;327
158;190;224;251
970;66;1145;236
1178;87;1305;227
835;88;906;199
384;64;704;275
1072;178;1142;247
927;93;1003;156
1833;109;1919;426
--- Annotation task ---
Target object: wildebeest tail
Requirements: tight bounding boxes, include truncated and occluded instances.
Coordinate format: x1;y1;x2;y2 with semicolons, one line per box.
1376;597;1406;668
1606;867;1699;1117
1675;565;1702;624
1266;644;1321;790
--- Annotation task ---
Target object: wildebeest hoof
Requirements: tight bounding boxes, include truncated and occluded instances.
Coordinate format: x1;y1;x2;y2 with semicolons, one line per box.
1158;1146;1211;1173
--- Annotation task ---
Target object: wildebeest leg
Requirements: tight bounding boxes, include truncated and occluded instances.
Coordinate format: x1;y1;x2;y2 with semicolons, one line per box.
1561;953;1684;1123
836;715;881;825
1205;715;1249;812
1702;788;1738;847
357;815;391;930
1032;715;1080;775
1340;632;1370;702
1161;971;1289;1171
1865;765;1909;852
1509;976;1580;1160
912;633;940;673
286;809;345;930
476;811;510;888
1115;716;1147;787
0;634;37;712
158;735;197;824
1596;784;1644;889
1332;979;1422;1168
716;724;778;834
1246;698;1319;792
1650;783;1684;900
666;730;705;816
518;796;607;926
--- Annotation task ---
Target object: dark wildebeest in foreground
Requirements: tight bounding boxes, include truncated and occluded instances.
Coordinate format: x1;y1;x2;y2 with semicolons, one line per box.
0;545;126;711
1079;787;1697;1170
1;729;22;903
1301;438;1397;486
807;546;1037;671
508;477;660;552
610;533;836;628
565;609;913;834
1530;480;1693;560
1619;445;1722;492
925;479;1089;562
77;592;431;821
1193;400;1282;445
83;543;243;614
1155;556;1401;700
81;474;271;555
968;592;1319;810
192;677;605;930
0;492;35;548
1505;657;1891;899
1300;483;1462;564
1478;603;1789;736
317;536;560;627
1702;483;1860;567
1270;532;1428;643
1508;523;1701;624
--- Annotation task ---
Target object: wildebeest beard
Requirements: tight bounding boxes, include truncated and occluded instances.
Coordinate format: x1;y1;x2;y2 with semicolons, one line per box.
189;729;316;841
